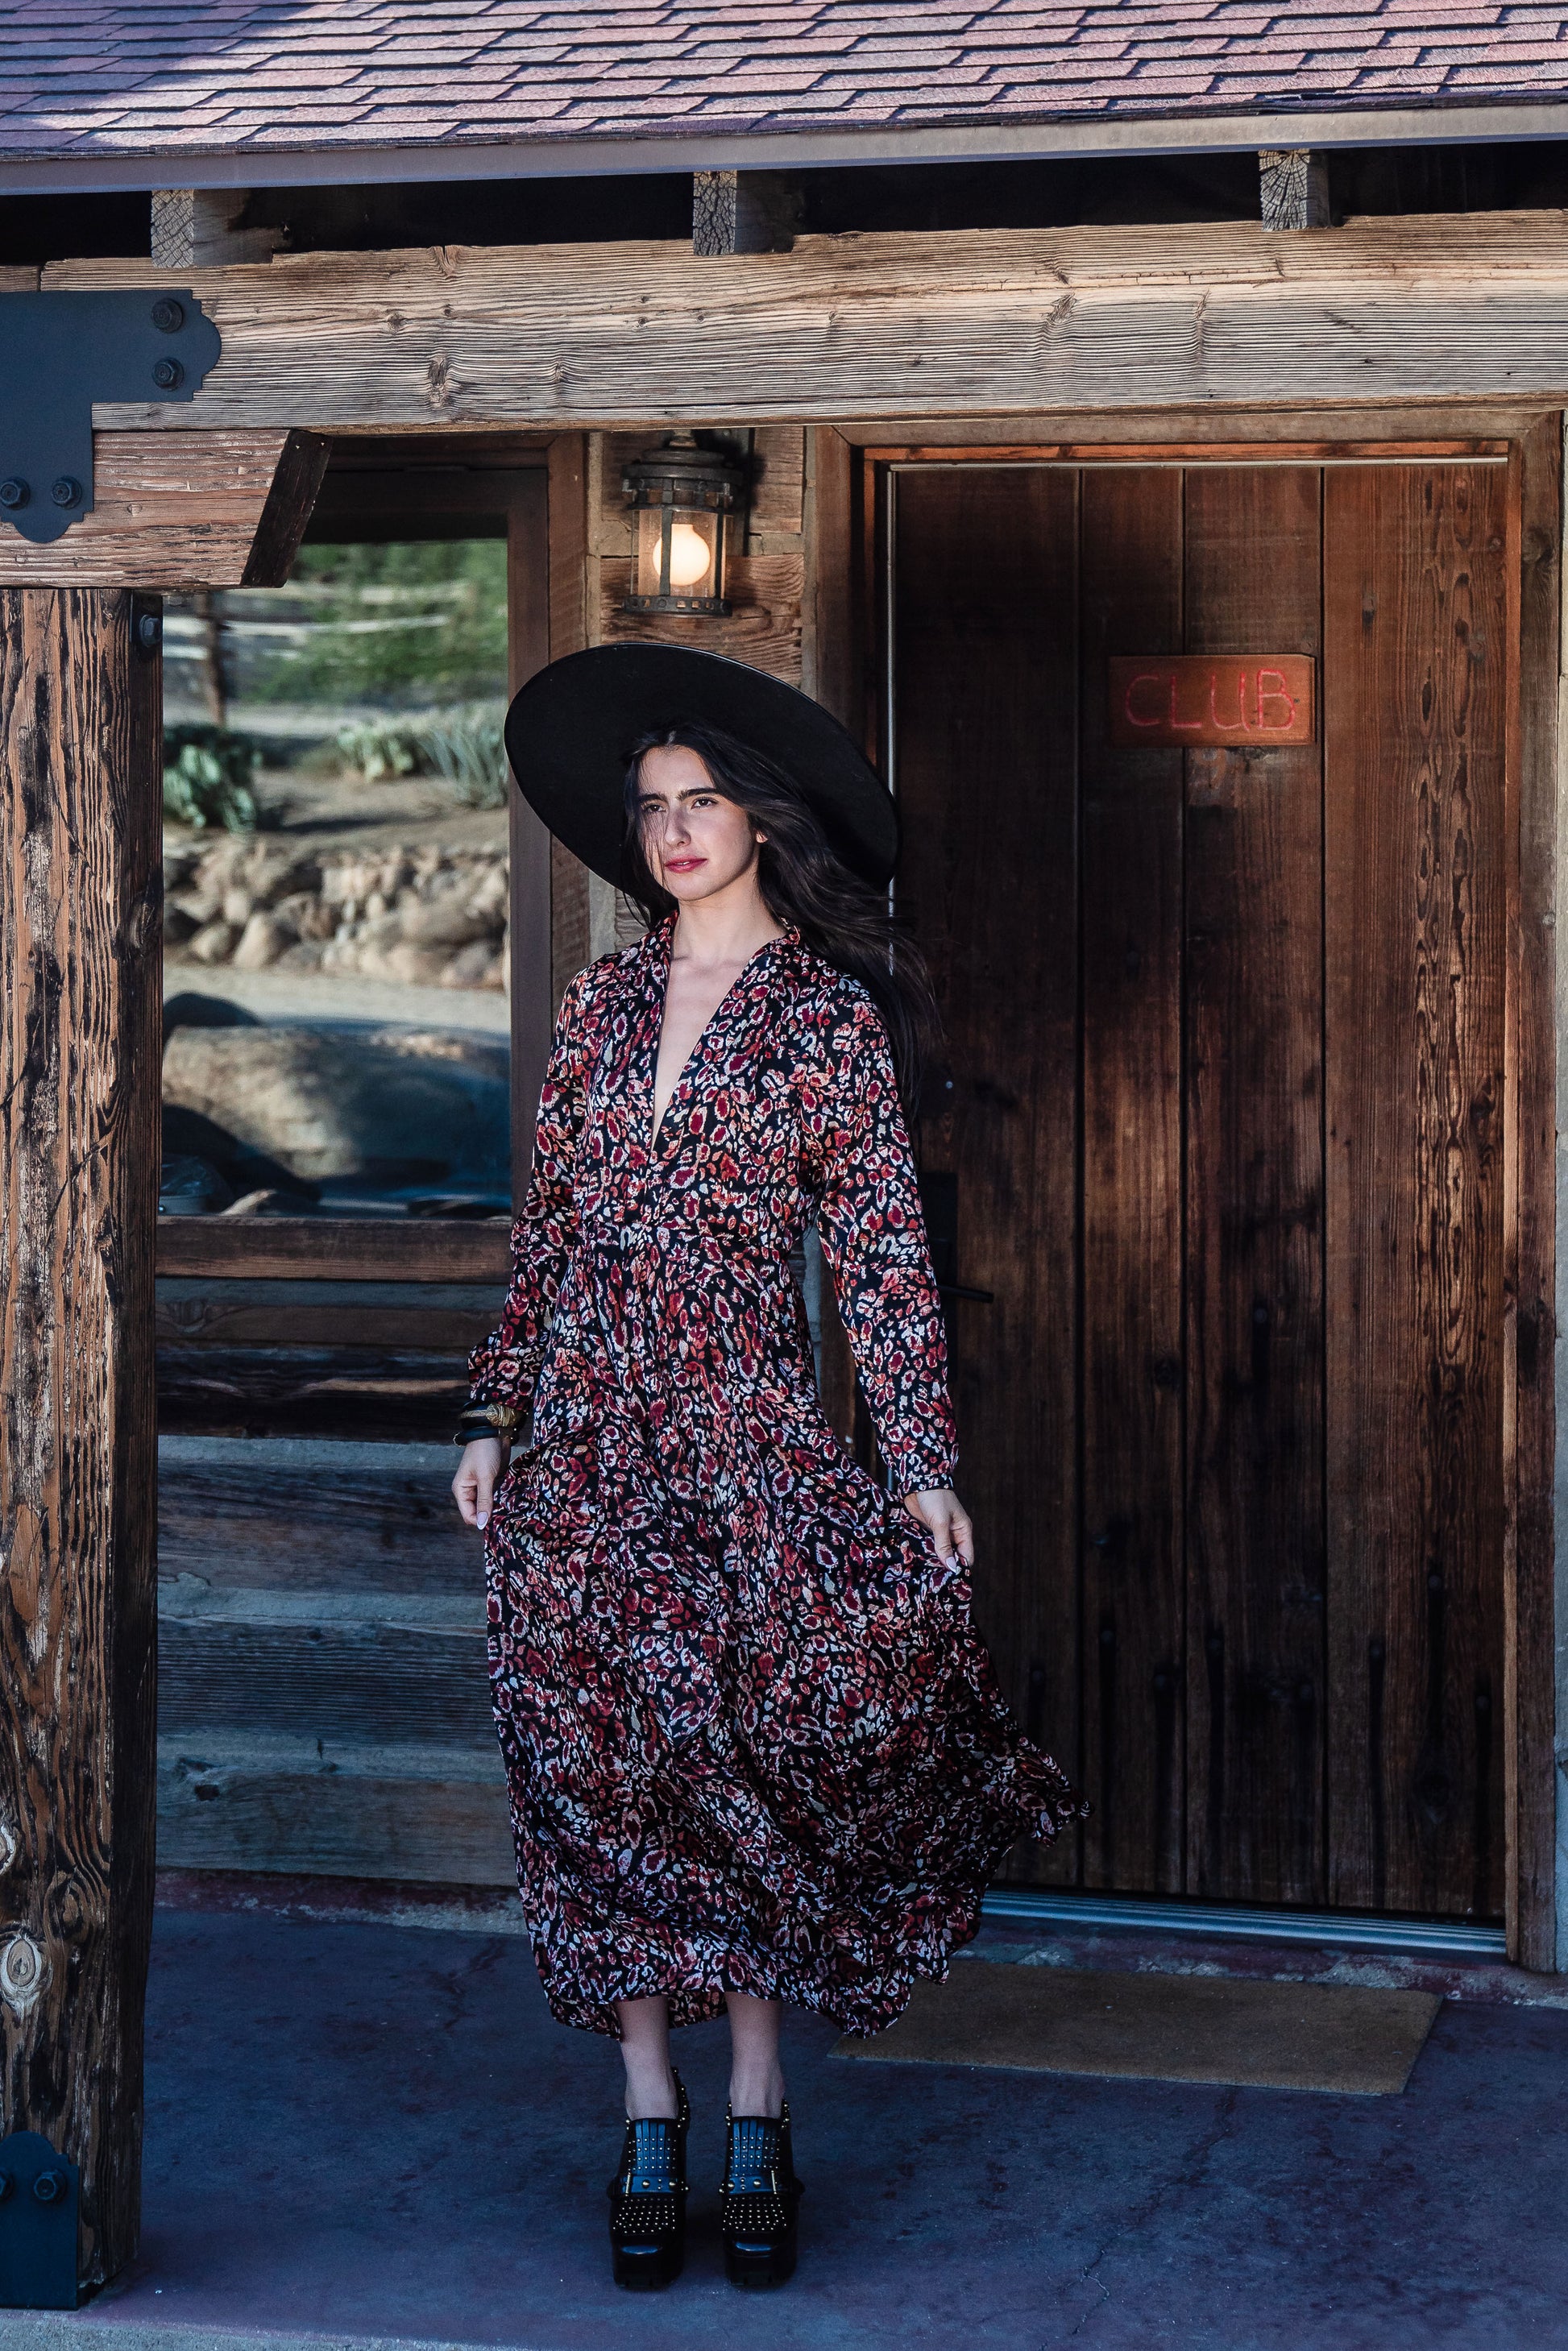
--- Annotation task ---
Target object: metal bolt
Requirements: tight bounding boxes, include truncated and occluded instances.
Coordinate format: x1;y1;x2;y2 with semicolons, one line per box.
135;608;163;654
50;476;81;509
31;2171;67;2205
151;357;184;390
151;296;185;334
0;478;30;510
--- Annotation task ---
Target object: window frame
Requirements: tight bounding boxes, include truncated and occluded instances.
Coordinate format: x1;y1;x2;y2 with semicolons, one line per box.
158;447;556;1283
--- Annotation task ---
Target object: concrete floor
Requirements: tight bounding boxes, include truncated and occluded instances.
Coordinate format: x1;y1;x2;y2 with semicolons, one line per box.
18;1887;1568;2351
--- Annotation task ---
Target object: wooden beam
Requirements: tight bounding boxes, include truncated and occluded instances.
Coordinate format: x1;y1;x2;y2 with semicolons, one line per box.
692;170;802;255
0;587;161;2287
150;190;280;270
0;428;329;588
1259;150;1331;232
155;1217;512;1283
44;215;1568;433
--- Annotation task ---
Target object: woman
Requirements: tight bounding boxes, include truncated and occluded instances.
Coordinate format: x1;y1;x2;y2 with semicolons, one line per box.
453;645;1082;2295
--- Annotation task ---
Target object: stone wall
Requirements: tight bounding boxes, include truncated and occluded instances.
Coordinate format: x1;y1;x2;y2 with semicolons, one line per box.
163;835;509;992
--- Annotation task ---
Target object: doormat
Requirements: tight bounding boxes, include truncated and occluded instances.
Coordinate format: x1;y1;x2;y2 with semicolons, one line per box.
833;1963;1441;2094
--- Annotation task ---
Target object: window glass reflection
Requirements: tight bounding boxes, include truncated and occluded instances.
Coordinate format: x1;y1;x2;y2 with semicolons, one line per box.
160;538;512;1221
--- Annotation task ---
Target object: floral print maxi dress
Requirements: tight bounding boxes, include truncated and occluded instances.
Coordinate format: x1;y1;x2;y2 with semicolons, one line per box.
467;914;1084;2038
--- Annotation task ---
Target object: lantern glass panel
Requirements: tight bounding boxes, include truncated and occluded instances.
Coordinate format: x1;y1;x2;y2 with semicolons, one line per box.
634;504;721;603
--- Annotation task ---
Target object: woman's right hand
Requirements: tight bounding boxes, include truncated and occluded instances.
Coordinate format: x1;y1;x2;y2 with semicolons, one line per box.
452;1437;507;1531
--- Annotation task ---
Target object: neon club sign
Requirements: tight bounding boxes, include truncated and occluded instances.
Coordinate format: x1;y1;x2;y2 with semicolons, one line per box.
1107;656;1317;748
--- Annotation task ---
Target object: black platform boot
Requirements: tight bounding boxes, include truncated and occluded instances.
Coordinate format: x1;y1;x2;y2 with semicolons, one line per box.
608;2075;690;2290
720;2102;803;2288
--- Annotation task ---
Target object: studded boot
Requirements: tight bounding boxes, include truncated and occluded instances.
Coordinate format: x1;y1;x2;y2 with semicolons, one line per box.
720;2102;803;2288
608;2074;690;2290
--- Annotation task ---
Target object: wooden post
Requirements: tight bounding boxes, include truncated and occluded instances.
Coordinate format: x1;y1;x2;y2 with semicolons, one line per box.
692;170;802;255
0;588;161;2288
1259;149;1331;231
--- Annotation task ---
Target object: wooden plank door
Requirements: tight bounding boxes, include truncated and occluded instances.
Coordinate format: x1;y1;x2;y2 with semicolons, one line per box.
1181;468;1328;1907
883;453;1511;1921
1324;463;1509;1920
1077;470;1187;1894
890;466;1082;1885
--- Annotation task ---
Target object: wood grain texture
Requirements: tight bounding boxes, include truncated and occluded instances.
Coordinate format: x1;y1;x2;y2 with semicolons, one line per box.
0;589;161;2284
1505;416;1558;1967
158;1437;482;1597
1325;464;1510;1919
156;1345;471;1440
545;433;594;1018
1079;467;1187;1896
1181;466;1327;1905
597;553;804;682
240;429;331;587
803;426;857;728
509;462;554;1188
155;1278;502;1353
0;431;321;589
839;411;1529;451
156;1737;514;1884
749;425;807;540
46;218;1568;430
160;1616;493;1746
892;465;1081;1887
154;1217;512;1282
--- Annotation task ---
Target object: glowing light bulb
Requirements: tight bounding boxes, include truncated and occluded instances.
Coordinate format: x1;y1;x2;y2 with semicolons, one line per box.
666;520;711;590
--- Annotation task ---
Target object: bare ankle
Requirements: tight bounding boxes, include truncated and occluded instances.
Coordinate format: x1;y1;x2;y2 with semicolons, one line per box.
622;2059;679;2121
728;2060;786;2120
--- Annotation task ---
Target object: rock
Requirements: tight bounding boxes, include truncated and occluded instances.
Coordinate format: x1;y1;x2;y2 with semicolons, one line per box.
161;1022;511;1186
274;939;326;973
380;942;452;985
465;865;509;920
163;902;200;946
440;941;504;990
187;920;239;965
367;1027;510;1084
221;886;255;927
164;991;262;1047
399;894;494;949
273;892;335;943
169;885;224;926
232;913;289;972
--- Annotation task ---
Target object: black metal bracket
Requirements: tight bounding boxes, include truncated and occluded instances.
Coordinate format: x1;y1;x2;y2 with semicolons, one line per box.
0;2130;79;2310
0;290;222;545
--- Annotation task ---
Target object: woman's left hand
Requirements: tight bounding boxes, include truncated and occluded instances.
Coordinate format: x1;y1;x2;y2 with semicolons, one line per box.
902;1486;975;1569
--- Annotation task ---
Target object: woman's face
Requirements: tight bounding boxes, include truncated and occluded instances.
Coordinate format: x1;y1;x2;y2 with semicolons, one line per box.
635;744;765;905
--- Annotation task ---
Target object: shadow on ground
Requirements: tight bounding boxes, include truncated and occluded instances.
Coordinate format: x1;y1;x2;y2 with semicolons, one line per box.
30;1903;1568;2350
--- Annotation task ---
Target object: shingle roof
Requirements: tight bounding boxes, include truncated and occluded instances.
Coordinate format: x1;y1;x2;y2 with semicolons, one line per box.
1;1;1565;168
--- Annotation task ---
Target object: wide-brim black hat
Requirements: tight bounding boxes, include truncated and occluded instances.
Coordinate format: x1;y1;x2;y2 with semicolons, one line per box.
504;642;898;889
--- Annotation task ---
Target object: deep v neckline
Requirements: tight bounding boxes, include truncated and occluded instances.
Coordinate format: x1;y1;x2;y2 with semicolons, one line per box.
648;923;788;1148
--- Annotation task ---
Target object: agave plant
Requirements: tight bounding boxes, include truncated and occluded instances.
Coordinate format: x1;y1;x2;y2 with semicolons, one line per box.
163;724;259;832
414;702;509;809
334;716;421;782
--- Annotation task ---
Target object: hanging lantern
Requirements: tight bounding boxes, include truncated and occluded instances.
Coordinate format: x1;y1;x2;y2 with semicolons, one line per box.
621;433;745;617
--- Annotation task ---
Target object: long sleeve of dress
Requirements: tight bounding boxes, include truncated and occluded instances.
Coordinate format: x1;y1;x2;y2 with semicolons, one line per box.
810;993;959;1498
465;968;592;1426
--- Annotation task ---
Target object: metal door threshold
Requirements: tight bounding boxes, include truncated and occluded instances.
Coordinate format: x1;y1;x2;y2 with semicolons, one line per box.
980;1889;1508;1958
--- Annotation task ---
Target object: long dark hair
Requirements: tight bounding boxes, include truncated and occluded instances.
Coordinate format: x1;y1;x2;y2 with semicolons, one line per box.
621;719;939;1110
